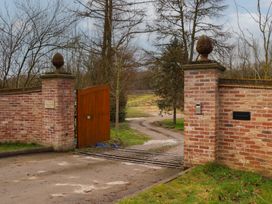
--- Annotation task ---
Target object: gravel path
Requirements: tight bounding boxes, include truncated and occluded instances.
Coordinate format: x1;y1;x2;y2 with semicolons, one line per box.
127;115;184;156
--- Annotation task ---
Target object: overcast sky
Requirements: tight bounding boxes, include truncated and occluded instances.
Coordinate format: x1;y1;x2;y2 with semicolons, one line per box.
0;0;268;50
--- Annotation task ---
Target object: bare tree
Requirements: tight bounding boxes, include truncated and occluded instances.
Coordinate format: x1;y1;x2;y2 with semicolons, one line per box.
149;0;230;62
235;0;272;79
0;0;76;88
112;46;138;128
74;0;146;123
74;0;145;83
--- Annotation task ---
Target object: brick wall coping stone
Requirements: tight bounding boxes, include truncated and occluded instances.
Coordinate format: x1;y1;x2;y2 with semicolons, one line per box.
41;72;75;80
219;78;272;89
183;62;226;72
0;86;42;95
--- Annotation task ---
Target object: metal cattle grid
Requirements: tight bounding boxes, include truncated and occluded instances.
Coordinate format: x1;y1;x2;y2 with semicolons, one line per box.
77;148;184;169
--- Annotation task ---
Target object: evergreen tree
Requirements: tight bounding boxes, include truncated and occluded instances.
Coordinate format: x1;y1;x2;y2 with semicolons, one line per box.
152;39;187;124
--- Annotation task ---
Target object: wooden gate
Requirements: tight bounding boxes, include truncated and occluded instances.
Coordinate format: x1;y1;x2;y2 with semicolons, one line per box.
77;85;110;148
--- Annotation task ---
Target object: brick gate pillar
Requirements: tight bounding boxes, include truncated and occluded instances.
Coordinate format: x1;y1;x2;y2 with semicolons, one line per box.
183;36;225;167
41;53;75;151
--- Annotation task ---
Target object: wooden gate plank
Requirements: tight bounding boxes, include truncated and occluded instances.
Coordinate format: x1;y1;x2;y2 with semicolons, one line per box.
77;85;110;148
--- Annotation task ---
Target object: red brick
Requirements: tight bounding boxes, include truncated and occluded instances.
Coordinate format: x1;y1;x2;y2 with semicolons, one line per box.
0;75;75;151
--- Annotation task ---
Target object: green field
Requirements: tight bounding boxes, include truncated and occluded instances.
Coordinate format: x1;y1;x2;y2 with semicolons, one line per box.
159;118;184;131
126;107;152;118
111;123;149;147
126;93;158;118
0;142;42;153
127;93;158;107
119;163;272;204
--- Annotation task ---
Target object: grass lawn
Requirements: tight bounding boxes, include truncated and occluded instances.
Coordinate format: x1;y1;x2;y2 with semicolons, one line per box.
111;123;149;147
127;93;158;107
119;163;272;204
126;93;158;118
159;118;184;131
0;142;42;153
126;107;152;118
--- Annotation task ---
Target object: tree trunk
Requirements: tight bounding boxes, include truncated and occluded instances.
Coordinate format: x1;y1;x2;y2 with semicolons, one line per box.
173;102;177;125
189;1;199;62
115;54;120;130
102;0;113;83
115;90;119;129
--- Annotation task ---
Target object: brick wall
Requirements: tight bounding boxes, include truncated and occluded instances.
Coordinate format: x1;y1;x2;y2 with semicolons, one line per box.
0;88;43;144
42;75;75;150
0;73;75;151
218;80;272;175
184;63;224;166
184;62;272;176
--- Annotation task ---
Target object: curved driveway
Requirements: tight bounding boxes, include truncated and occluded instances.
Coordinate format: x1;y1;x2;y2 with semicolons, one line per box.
127;115;184;156
0;116;183;204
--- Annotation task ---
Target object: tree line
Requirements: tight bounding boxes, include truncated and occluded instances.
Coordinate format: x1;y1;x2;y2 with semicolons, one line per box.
0;0;271;124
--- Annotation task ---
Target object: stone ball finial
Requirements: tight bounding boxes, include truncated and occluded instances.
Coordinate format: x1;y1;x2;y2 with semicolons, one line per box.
52;53;64;70
196;35;213;61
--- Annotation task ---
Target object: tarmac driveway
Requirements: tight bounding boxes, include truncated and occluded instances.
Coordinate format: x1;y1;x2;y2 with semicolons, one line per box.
0;152;179;204
0;115;184;204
